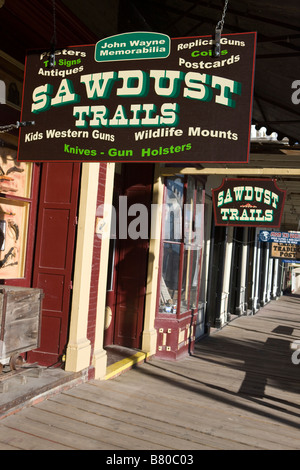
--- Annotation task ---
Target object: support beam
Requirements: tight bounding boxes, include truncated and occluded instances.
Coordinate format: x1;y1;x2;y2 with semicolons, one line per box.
142;164;164;355
93;163;115;380
160;167;300;176
65;163;100;373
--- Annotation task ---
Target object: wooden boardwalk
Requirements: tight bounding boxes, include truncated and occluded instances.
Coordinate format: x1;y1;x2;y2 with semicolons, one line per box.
0;293;299;450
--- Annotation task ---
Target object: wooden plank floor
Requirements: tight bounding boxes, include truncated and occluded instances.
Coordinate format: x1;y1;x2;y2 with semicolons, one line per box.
0;293;299;450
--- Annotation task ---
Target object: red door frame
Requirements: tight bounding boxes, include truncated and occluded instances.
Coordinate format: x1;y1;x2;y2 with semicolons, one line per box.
27;162;81;366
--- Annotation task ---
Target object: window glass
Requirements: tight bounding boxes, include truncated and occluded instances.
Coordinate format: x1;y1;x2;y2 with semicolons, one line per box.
159;242;180;314
183;176;195;246
159;176;204;316
106;238;116;291
190;248;201;309
0;148;32;279
164;177;183;242
194;181;204;248
180;177;194;313
180;246;190;313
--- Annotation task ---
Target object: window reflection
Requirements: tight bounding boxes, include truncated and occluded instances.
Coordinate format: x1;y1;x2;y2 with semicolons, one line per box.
164;177;183;242
180;247;189;313
159;242;180;313
159;176;205;316
190;248;201;308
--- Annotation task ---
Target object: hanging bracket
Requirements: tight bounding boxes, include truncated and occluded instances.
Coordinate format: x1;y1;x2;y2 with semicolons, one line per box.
213;0;229;57
49;0;57;68
49;43;56;68
214;28;222;57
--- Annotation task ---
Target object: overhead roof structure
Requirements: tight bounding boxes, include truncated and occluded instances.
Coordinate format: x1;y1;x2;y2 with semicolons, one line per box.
117;0;300;146
1;0;299;144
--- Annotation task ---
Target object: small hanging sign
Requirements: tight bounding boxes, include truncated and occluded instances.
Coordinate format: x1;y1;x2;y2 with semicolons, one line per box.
259;230;300;244
270;243;300;260
17;31;256;163
212;178;286;227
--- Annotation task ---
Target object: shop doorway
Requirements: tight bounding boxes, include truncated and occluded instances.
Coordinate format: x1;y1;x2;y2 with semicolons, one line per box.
27;162;81;366
104;164;154;350
206;225;227;328
228;227;245;316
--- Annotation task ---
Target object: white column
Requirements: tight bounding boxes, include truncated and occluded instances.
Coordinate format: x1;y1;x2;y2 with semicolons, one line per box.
262;243;270;305
93;163;115;379
220;226;234;325
65;163;100;372
238;228;248;315
272;259;279;299
142;164;164;355
253;228;261;313
266;255;273;302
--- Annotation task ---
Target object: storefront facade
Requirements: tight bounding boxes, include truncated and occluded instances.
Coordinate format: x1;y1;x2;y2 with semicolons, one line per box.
1;2;299;381
0;131;298;378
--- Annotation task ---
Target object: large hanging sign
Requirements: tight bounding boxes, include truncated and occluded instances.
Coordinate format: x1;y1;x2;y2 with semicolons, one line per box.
212;178;286;227
17;31;256;163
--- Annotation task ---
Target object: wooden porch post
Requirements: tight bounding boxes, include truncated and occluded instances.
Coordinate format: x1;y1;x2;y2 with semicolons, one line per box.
65;163;100;372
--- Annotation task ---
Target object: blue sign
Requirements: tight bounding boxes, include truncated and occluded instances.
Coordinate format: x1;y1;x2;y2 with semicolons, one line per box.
259;230;300;244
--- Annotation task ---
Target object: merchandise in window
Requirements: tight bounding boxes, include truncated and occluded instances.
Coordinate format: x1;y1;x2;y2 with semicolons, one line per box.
159;175;205;317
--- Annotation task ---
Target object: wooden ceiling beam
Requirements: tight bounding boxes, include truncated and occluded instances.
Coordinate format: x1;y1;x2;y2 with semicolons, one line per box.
160;167;300;176
182;0;300;32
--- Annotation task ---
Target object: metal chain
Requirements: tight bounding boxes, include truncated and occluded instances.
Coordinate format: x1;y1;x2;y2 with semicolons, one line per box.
50;0;57;67
214;0;229;56
0;121;35;133
216;0;229;32
51;0;57;46
0;124;19;133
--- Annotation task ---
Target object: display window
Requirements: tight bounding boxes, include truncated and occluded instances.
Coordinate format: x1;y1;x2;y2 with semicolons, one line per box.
158;175;205;318
0;51;36;281
0;148;33;279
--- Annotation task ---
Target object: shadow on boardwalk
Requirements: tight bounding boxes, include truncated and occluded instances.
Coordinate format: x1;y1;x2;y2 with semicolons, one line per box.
0;293;299;450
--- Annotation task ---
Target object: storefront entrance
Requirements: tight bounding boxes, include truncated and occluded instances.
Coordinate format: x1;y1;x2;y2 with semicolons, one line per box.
104;164;154;350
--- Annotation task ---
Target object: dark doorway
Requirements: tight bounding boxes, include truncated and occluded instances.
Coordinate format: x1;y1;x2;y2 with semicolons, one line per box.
104;163;154;349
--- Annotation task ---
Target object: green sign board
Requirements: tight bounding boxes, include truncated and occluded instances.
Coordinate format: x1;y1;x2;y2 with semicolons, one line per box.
95;32;170;62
